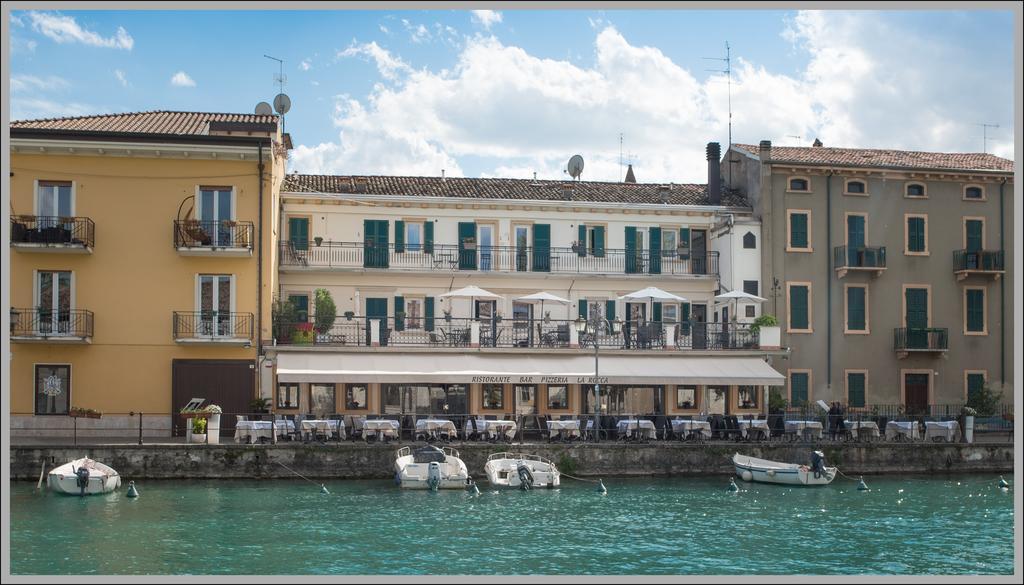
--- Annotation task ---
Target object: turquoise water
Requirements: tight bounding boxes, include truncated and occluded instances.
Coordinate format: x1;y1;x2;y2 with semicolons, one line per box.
9;475;1014;575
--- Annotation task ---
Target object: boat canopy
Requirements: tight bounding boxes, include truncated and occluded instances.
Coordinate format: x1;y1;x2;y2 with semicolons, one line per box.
412;446;447;464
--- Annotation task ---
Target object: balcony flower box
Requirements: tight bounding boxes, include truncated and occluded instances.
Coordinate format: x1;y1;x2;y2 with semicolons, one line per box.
69;407;102;419
291;322;315;345
758;326;781;349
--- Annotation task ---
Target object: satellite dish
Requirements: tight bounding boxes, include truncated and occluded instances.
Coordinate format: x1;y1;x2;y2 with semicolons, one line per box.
567;155;584;179
273;93;292;115
254;101;273;116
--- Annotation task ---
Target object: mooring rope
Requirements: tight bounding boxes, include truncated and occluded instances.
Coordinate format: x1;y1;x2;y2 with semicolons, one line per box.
834;467;861;482
560;471;602;484
275;461;322;487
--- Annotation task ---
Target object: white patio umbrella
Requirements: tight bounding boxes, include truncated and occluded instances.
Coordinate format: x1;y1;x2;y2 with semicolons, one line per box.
713;289;767;323
619;286;688;322
439;285;502;319
516;292;572;347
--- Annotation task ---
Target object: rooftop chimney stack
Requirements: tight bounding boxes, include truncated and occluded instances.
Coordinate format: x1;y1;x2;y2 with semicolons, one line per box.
624;164;637;183
812;138;823;147
706;142;722;206
758;139;772;161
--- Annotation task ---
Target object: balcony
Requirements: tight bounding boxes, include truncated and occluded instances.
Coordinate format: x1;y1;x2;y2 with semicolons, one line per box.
953;250;1004;281
893;327;948;359
10;216;94;253
10;308;94;343
173;311;254;345
833;245;886;279
278;241;719;278
174;220;254;256
274;316;760;351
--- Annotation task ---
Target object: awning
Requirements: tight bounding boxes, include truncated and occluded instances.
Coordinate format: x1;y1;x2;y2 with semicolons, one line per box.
276;352;785;386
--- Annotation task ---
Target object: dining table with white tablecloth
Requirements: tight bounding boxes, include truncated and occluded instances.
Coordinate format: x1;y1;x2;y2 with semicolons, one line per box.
464;419;518;441
737;419;771;440
924;420;960;442
885;420;921;441
784;420;824;440
546;419;581;440
362;419;400;440
234;420;294;443
415;418;458;440
615;419;657;440
300;419;344;440
671;419;712;439
843;420;880;439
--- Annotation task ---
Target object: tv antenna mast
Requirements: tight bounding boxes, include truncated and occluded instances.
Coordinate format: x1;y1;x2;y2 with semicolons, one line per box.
787;135;802;144
975;123;999;154
705;41;732;182
264;54;288;130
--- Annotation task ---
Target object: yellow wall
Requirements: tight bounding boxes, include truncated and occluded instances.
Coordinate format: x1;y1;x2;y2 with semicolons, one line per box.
10;151;280;415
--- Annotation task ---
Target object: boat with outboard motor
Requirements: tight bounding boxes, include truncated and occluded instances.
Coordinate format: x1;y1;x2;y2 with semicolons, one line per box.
47;457;122;496
732;451;836;486
484;452;561;490
394;445;469;490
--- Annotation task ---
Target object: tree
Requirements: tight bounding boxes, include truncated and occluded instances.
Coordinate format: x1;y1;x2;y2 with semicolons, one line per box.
271;297;298;340
965;382;1005;416
314;288;337;335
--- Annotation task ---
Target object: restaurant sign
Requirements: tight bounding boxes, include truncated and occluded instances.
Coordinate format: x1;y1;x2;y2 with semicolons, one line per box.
471;376;609;385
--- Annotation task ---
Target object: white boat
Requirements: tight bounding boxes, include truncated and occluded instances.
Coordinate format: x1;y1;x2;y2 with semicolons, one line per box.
484;452;561;490
394;445;469;490
732;452;836;486
47;457;122;496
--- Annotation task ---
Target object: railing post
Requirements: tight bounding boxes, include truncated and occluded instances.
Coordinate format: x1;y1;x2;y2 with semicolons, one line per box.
569;324;579;348
664;324;676;349
370;319;381;347
470;322;481;348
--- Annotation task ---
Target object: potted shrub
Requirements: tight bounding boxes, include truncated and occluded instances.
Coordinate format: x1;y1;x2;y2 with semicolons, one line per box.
249;397;270;414
751;314;780;348
462;237;477;250
203;404;222;444
314;288;337;339
272;297;298;343
314;236;324;247
190;416;208;443
291;322;314;344
344;310;355;321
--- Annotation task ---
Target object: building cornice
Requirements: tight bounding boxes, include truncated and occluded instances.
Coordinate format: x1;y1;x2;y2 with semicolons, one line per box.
10;136;271;161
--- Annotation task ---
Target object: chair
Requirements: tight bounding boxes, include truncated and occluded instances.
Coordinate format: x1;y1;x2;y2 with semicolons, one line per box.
655;415;672;441
467;417;481;441
428;331;444;346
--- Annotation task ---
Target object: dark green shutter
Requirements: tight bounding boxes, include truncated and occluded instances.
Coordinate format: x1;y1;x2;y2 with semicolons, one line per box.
966;289;985;332
649;226;662;274
424;297;435;332
679;228;690;259
288;294;309;322
533;224;551;272
605;300;616;334
790;213;808;249
908;217;925;252
965;220;983;253
681;302;691;335
790;285;809;330
394;296;405;331
652;302;662;323
363;220;389;268
394;220;405;253
593;226;605;257
966;373;985;402
577;224;587;257
625;226;638;273
289;217;309;251
847;373;866;408
578;299;588;319
847;287;866;331
424;221;434;254
458;222;477;270
847;215;865;249
791;372;809;405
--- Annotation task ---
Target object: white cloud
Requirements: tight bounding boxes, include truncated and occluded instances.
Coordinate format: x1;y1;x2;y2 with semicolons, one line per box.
379;24;389;35
401;18;431;43
10;36;38;53
471;10;503;30
292;14;1014;181
300;59;312;71
10;74;69;93
11;13;25;27
26;11;133;50
11;98;96;121
170;71;196;87
114;69;129;87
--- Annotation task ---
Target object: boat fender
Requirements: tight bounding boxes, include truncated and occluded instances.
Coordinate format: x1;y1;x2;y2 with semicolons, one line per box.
742;470;754;481
394;471;402;486
727;478;739;492
597;480;607;495
466;478;481;496
857;477;869;491
126;481;140;498
75;466;91;496
998;476;1009;489
320;484;330;495
517;464;535;491
765;470;775;478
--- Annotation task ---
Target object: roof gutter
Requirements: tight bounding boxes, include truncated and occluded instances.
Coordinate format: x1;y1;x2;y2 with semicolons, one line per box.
11;128;275;147
762;160;1013;177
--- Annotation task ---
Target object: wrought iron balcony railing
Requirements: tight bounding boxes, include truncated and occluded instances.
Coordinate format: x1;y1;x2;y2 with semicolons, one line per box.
893;327;948;353
173;311;254;342
10;308;94;340
833;245;886;270
174;220;254;251
953;250;1004;275
10;216;95;250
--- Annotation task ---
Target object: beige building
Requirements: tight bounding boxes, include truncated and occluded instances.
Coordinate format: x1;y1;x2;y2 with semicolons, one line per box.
9;111;289;437
724;140;1014;413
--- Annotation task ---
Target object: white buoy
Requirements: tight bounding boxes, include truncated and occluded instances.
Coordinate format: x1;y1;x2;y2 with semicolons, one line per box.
320;484;330;495
857;476;869;491
126;481;139;498
597;479;607;495
728;478;739;492
998;476;1009;489
742;470;754;482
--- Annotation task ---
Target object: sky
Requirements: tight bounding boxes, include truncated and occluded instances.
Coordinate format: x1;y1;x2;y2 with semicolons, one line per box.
7;8;1017;183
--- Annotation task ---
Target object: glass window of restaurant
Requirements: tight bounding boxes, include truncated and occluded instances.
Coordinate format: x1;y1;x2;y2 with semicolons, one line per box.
310;383;336;417
383;384;467;415
583;385;663;416
737;385;761;410
277;383;299;409
482;384;504;410
346;384;368;410
547;385;569;410
676;385;698;410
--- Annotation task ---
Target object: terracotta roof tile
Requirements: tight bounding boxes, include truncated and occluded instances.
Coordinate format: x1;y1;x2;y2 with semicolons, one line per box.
732;143;1013;173
11;110;278;136
283;174;749;207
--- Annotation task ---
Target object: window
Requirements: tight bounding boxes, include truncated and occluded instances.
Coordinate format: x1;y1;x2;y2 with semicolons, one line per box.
743;280;759;296
661;229;677;258
964;185;985;200
37;181;73;217
845;180;866;195
676;386;697;409
346;384;368;410
743;231;756;249
845;285;868;333
905;215;928;254
36;270;72;334
788;177;810;192
277;383;299;409
310;384;336;416
287;294;309;322
405;222;423;252
547;385;568;409
964;288;986;334
745;305;755;318
787;210;811;251
405;298;423;329
198;274;233;336
585;226;606;257
965;372;986;402
789;371;810;406
905;183;926;197
738;386;760;409
662;304;679;323
35;364;70;415
846;372;866;408
787;283;812;333
482;384;504;409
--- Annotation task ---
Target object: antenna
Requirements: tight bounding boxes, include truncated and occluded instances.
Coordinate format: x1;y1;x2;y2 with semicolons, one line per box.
974;123;999;154
704;41;732;179
264;54;287;131
567;155;585;180
786;135;802;145
619;133;624;182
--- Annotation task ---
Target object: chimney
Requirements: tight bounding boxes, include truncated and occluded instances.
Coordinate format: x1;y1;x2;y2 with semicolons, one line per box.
706;142;722;206
561;183;574;201
659;185;670;204
758;139;772;161
624;164;636;183
812;138;823;147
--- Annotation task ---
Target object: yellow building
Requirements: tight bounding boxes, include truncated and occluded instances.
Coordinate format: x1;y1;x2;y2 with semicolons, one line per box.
9;111;288;438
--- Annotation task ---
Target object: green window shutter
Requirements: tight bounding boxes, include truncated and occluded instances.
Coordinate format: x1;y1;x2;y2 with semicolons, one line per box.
625;226;638;273
681;302;691;335
652;302;662;323
578;224;587;257
458;222;477;270
791;372;809;405
847;287;866;331
908;217;925;252
966;289;985;332
847;373;866;408
790;285;809;330
394;296;405;331
966;373;985;402
423;221;434;254
288;294;309;322
790;213;808;249
605;300;615;323
532;224;551;272
289;217;309;251
394;220;405;253
965;220;983;253
679;228;690;259
578;299;588;319
593;226;605;257
649;226;662;274
424;297;435;332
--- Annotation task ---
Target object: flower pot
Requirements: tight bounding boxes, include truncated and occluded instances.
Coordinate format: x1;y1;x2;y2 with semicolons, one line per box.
964;415;974;443
190;433;208;444
291;328;314;344
206;413;221;445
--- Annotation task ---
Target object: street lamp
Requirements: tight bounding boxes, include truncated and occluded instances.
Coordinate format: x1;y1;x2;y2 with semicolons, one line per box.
575;314;623;442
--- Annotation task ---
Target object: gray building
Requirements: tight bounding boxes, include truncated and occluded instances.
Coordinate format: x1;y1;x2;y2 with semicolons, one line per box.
723;140;1013;412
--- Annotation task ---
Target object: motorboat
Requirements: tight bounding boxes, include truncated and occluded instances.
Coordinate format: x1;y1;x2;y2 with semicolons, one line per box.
732;452;836;486
394;445;469;490
48;457;122;496
484;452;561;490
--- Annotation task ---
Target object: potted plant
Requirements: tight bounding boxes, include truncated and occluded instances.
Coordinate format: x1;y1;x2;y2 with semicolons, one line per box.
249;397;271;414
314;236;324;247
751;314;780;348
494;312;503;323
960;406;977;444
291;322;314;344
571;240;585;254
462;237;477;250
272;297;298;343
203;404;222;444
190;416;208;443
313;288;337;337
344;310;355;321
443;309;452;322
